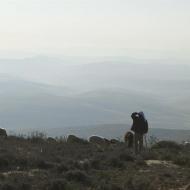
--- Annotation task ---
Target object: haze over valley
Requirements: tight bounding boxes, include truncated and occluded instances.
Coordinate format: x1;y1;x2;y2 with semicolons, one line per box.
1;1;190;189
0;56;190;140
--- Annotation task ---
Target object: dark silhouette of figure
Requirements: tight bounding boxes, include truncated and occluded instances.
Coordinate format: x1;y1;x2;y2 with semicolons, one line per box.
124;131;134;148
131;111;148;154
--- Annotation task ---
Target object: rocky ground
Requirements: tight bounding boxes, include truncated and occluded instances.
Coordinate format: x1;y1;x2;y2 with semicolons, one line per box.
0;135;189;190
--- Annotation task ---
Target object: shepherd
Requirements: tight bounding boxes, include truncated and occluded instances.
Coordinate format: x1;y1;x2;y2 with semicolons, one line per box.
131;111;148;154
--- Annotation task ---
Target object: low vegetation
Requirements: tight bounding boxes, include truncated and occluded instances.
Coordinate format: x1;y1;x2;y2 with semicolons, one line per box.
0;134;189;190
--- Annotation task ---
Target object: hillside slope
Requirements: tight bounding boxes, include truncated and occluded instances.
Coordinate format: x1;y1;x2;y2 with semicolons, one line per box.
1;76;190;131
0;136;189;190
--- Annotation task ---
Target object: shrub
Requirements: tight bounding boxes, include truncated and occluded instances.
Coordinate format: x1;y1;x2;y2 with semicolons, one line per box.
37;160;54;169
148;136;159;146
125;176;156;190
65;170;89;184
57;163;69;173
28;131;46;143
91;159;101;170
81;161;90;171
0;184;15;190
135;159;147;166
109;158;124;168
141;150;158;160
44;179;67;190
173;154;190;167
96;181;123;190
0;157;9;169
119;152;134;162
73;160;91;171
152;141;181;150
159;151;174;161
19;183;31;190
55;136;67;143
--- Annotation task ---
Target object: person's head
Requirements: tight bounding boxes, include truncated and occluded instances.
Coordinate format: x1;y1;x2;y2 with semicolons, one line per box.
131;112;139;120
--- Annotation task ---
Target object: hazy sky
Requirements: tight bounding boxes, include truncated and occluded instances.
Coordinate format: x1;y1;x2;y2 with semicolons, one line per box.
0;0;190;58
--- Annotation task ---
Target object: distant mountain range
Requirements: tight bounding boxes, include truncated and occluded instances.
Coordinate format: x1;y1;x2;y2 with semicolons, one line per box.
9;124;190;143
0;76;189;130
0;57;190;136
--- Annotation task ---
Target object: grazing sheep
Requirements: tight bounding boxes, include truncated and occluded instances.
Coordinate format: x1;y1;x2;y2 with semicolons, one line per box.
89;135;109;145
67;135;87;144
0;128;7;138
124;131;134;148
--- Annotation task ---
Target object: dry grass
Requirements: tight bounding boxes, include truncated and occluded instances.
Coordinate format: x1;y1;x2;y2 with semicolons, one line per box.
0;135;189;190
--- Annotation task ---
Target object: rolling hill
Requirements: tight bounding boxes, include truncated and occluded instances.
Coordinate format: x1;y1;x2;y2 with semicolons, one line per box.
0;57;190;138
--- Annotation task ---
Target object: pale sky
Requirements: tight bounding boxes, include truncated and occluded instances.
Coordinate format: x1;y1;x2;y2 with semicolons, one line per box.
0;0;190;59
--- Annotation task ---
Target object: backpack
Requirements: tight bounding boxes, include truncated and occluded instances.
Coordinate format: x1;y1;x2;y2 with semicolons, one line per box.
139;112;148;134
131;112;148;134
142;120;148;134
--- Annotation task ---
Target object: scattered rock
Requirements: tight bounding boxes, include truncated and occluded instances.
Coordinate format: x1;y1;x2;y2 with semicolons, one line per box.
67;135;87;144
47;137;57;143
110;139;119;144
89;135;109;145
146;160;178;168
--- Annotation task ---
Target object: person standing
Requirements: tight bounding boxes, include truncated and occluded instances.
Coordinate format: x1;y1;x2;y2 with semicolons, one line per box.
131;111;148;154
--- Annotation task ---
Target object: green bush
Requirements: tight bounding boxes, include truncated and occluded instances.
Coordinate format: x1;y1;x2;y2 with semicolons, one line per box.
37;160;54;169
44;179;67;190
96;181;123;190
151;141;181;150
18;183;31;190
91;159;101;170
125;176;156;190
173;154;190;167
0;157;9;169
65;170;89;184
140;150;158;160
0;184;15;190
109;157;124;168
135;159;147;166
57;163;69;173
28;131;46;143
119;152;134;162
